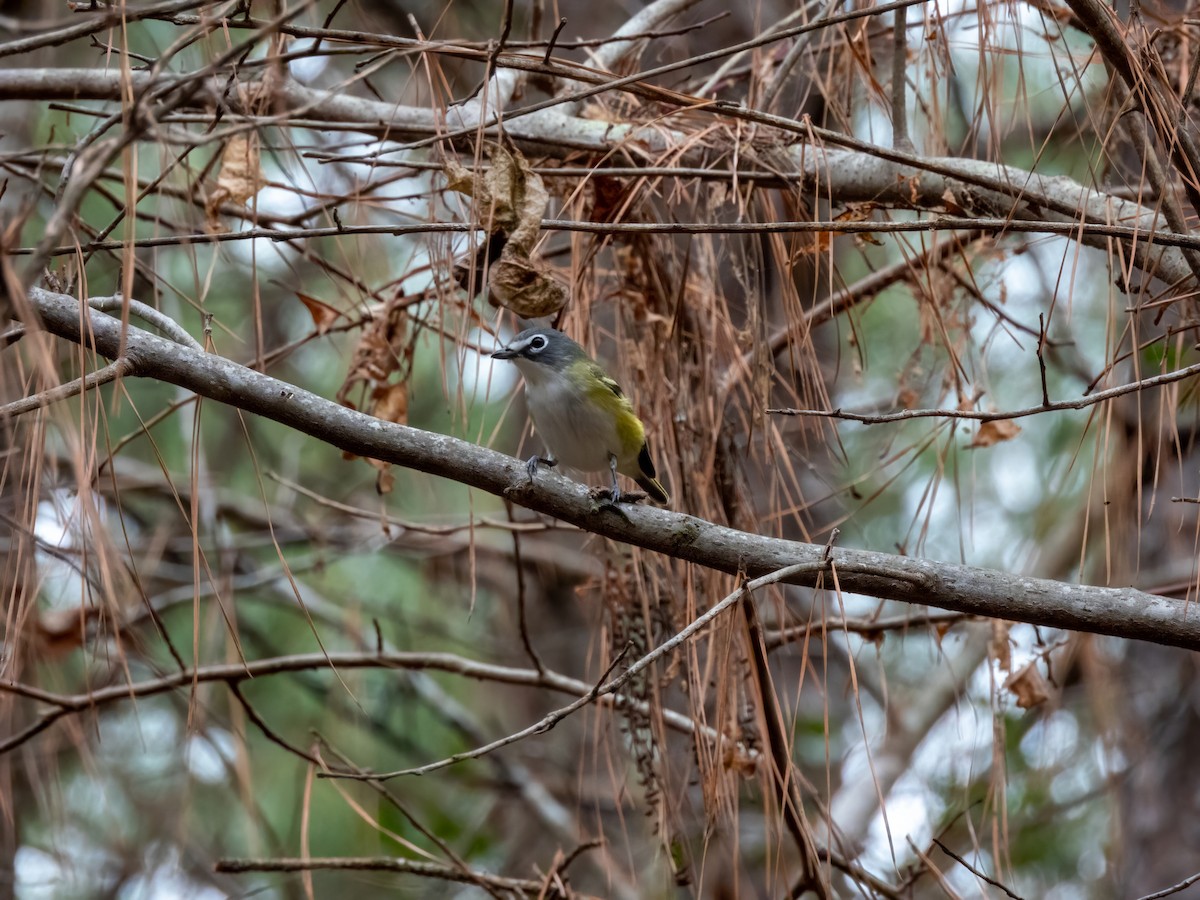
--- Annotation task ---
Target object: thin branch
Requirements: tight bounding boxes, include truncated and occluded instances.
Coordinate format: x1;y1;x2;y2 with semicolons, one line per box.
0;0;216;60
743;579;829;898
1137;869;1200;900
13;216;1200;259
86;295;202;349
770;356;1200;424
214;856;545;893
765;610;974;649
931;838;1025;900
327;563;820;780
0;647;748;759
0;358;132;421
890;3;914;152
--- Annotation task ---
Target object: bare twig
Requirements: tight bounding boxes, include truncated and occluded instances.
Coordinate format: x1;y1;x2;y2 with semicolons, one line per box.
0;358;132;421
327;563;820;780
770;357;1200;424
214;856;545;893
932;838;1025;900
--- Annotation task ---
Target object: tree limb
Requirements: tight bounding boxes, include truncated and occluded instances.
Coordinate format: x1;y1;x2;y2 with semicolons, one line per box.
18;286;1200;651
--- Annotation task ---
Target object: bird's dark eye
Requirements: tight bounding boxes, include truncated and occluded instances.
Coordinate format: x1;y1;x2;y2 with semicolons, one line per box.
528;335;548;352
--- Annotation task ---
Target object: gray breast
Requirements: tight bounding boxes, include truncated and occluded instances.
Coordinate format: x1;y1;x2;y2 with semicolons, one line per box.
521;366;621;472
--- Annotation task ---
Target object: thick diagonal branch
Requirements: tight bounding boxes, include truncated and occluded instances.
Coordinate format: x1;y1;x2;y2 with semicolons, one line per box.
21;286;1200;650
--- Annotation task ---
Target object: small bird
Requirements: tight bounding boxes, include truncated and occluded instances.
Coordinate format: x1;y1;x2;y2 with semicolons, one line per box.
491;326;669;504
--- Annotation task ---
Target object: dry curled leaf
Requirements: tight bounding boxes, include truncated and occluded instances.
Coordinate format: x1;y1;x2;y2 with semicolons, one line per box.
205;132;264;230
489;249;569;318
796;203;877;257
368;457;396;495
722;740;759;777
338;295;415;479
970;418;1022;448
445;144;547;250
295;292;343;334
370;380;409;426
337;296;413;406
445;145;567;317
1004;660;1051;710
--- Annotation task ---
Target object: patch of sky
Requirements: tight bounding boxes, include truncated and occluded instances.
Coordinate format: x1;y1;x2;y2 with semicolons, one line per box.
34;490;89;612
1044;882;1089;900
287;38;330;83
94;705;182;781
1020;708;1080;770
863;775;937;871
185;729;237;785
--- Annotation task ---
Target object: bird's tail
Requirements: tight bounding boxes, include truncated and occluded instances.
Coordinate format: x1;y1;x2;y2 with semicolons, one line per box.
636;475;670;505
636;442;670;505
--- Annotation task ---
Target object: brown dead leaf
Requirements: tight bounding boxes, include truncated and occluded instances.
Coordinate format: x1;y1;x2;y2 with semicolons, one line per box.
490;248;569;317
1004;660;1051;710
902;174;921;204
795;204;877;257
445;144;546;250
338;294;415;482
374;460;396;495
941;188;964;215
337;296;412;407
370;381;409;425
969;418;1022;448
723;742;759;777
32;607;91;662
295;292;343;334
589;176;630;223
205;132;264;230
446;145;566;316
794;231;833;259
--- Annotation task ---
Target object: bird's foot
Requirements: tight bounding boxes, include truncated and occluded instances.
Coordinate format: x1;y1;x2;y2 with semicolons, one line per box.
589;486;643;520
589;485;648;504
525;455;557;482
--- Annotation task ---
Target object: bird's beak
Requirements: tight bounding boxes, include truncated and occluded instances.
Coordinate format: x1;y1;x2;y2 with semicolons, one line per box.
491;346;517;360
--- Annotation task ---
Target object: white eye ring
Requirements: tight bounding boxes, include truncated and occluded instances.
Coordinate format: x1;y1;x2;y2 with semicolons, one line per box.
529;335;548;352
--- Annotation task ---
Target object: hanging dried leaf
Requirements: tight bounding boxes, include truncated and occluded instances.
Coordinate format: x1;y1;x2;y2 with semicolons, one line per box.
722;737;759;777
295;292;343;334
338;296;412;406
205;132;264;230
445;145;566;316
370;380;409;425
969;418;1022;448
795;204;876;257
338;295;415;471
368;458;396;495
1004;660;1051;710
489;249;569;317
33;607;91;662
445;145;546;244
